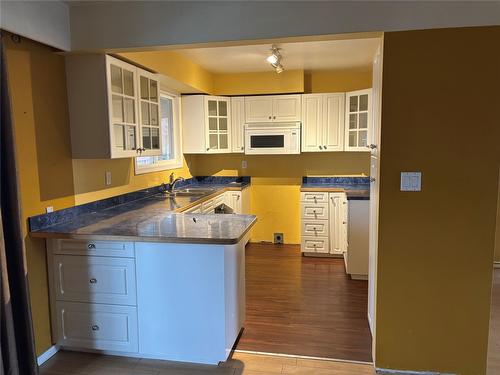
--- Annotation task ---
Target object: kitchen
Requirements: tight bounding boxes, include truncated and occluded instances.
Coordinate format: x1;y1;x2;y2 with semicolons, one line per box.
20;32;381;367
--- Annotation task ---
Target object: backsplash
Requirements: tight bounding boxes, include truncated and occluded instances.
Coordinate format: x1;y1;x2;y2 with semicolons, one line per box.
29;176;251;231
302;176;370;185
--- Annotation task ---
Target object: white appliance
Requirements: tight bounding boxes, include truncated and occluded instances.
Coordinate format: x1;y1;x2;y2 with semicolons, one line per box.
244;122;301;155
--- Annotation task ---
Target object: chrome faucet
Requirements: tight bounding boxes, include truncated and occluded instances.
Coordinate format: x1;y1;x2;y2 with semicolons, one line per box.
168;173;185;193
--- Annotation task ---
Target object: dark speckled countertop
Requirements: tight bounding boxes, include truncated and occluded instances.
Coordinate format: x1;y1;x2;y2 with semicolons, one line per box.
30;178;255;245
301;177;370;200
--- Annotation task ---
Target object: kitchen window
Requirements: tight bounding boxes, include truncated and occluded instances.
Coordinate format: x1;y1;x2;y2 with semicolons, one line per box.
135;93;182;174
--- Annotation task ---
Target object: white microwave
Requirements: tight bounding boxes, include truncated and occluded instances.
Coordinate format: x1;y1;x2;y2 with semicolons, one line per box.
244;122;301;155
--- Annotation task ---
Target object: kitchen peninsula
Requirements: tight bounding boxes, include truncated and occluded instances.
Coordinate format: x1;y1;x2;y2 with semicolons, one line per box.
30;177;255;365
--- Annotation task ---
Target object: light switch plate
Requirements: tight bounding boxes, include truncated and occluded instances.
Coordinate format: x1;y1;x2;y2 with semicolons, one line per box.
46;206;54;213
242;160;248;169
401;172;422;191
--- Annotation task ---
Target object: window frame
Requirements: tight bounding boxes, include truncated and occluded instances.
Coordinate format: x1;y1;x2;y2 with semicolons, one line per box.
134;91;183;174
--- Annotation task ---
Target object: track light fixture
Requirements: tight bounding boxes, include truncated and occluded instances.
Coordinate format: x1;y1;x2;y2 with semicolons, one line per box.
267;45;284;74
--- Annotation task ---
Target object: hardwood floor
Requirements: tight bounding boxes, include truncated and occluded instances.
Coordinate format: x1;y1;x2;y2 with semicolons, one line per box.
487;268;500;375
237;243;372;362
39;350;376;375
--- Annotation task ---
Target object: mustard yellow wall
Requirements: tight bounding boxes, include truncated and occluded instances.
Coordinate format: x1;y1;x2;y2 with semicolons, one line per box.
188;153;370;243
496;171;500;263
376;27;500;374
305;68;373;93
119;50;214;94
212;70;304;95
4;35;192;355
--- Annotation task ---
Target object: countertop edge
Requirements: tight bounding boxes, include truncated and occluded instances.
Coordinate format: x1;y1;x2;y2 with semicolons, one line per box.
30;215;257;245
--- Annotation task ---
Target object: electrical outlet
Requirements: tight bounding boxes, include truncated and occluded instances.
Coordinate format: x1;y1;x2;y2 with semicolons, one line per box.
105;171;112;186
46;206;54;213
242;160;248;169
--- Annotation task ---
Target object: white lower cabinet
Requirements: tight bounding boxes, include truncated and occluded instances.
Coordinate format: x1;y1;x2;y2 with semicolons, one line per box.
300;191;347;256
329;193;348;256
47;237;246;365
53;255;137;305
47;239;139;354
55;301;138;353
345;200;369;280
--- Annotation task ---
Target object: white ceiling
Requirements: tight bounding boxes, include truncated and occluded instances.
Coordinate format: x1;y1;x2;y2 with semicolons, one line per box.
176;38;381;74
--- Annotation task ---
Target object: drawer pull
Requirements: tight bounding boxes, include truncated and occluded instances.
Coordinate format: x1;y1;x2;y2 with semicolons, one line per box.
87;243;96;249
89;278;97;284
91;325;100;331
313;244;316;247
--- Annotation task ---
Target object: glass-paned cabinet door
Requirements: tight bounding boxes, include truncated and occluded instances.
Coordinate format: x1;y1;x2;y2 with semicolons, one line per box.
345;89;371;151
204;96;231;153
107;56;139;158
138;69;161;156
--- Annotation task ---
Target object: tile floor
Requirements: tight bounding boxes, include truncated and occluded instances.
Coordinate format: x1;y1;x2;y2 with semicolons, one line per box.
39;350;376;375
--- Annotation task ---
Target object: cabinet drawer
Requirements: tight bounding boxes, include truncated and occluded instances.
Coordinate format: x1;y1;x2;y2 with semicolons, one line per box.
301;236;329;253
53;255;136;305
202;199;215;214
214;193;225;207
301;220;329;237
55;301;138;353
301;192;328;204
52;239;134;258
301;203;329;220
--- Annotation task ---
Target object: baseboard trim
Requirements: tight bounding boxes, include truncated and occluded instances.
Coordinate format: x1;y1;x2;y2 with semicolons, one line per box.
37;345;59;366
494;262;500;269
376;368;455;375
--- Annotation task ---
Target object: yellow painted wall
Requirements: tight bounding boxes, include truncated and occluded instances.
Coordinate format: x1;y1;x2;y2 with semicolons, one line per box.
188;153;370;243
212;70;304;95
119;50;214;94
496;171;500;263
305;68;373;93
376;26;500;374
4;35;192;355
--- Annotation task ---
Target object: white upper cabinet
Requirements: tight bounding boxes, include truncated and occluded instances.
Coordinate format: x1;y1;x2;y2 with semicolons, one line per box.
272;95;302;122
244;97;274;122
66;54;162;159
182;95;232;154
301;93;344;152
245;95;301;123
231;97;245;153
301;94;323;152
137;69;161;156
345;89;371;152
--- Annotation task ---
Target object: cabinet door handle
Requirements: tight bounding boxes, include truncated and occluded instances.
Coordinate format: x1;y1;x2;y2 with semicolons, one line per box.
87;243;96;249
89;278;97;284
268;116;272;119
241;146;244;150
91;325;100;331
319;146;323;150
343;221;347;225
370;177;376;182
324;145;327;150
273;116;276;119
206;148;210;151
